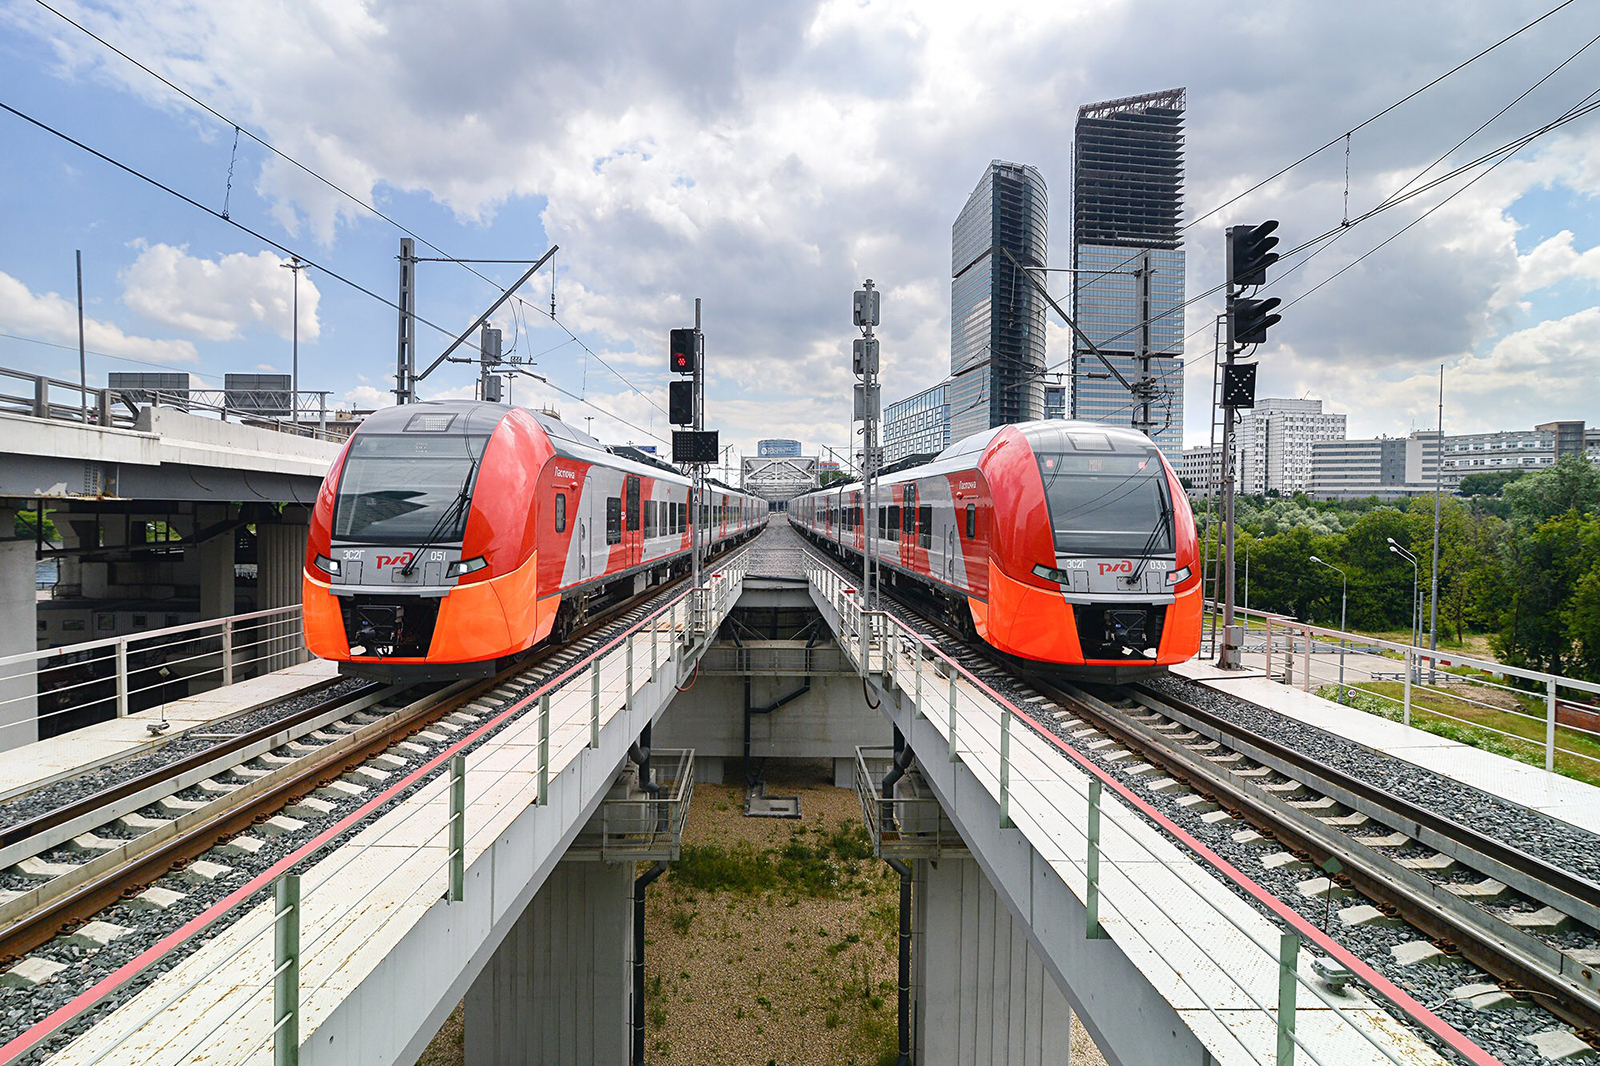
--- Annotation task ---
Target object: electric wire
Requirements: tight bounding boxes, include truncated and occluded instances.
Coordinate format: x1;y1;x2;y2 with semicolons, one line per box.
0;97;670;444
29;0;668;420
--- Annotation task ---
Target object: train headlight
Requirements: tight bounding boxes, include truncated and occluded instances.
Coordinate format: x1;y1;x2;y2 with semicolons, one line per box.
1165;566;1191;587
447;556;488;579
313;555;340;576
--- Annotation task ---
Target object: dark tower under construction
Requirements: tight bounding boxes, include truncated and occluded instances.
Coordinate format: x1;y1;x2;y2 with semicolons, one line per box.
1070;88;1187;461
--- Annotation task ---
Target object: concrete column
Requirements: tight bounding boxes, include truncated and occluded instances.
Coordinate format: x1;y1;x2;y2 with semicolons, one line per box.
914;856;1073;1065
195;505;236;620
464;859;632;1065
0;509;39;750
255;509;308;672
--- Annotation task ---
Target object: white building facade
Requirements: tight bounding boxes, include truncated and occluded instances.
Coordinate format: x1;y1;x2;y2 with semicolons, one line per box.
1237;398;1346;496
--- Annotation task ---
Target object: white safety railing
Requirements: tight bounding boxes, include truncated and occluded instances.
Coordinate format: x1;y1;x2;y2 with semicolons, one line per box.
32;562;748;1066
810;563;1500;1066
0;605;307;745
1207;603;1600;778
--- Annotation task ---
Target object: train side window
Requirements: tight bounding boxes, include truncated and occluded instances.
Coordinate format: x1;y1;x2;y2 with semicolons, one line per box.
888;505;900;540
626;477;640;531
555;493;567;533
877;507;887;537
606;497;621;544
965;503;976;539
919;505;932;548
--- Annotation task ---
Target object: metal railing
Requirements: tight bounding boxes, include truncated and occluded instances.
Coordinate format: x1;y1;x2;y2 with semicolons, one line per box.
809;562;1500;1066
0;365;343;442
0;605;307;749
22;562;749;1066
853;747;967;860
570;748;696;862
1206;603;1600;777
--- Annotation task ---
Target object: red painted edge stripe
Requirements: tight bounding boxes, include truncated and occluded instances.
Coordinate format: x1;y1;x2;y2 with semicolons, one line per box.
834;565;1505;1066
1;584;700;1064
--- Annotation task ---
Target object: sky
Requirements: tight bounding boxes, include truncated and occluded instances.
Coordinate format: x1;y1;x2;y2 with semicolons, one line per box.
1;0;1598;464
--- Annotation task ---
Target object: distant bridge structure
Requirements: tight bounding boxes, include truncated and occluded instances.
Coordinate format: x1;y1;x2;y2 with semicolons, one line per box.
741;454;819;502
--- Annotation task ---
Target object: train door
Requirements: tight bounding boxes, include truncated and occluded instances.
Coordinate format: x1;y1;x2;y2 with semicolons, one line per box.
946;524;957;583
625;475;641;569
577;474;592;580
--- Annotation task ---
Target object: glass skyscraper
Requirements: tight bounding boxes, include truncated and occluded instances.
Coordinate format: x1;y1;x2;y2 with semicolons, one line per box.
882;381;952;464
1071;89;1187;463
948;161;1048;444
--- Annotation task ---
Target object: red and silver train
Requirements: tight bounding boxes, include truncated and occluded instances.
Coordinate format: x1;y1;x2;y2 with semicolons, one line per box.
303;401;765;680
792;420;1200;679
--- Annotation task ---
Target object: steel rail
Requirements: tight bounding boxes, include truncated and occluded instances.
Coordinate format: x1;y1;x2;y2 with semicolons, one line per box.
1039;678;1600;1034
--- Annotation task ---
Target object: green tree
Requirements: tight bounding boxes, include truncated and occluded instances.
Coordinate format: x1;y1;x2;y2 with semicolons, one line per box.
1503;456;1600;524
13;508;57;542
1339;508;1418;630
1456;470;1525;497
1492;511;1600;674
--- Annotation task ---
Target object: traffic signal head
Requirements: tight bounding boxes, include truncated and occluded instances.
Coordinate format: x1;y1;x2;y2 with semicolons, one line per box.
669;379;694;426
1233;296;1282;346
1222;363;1257;408
1227;220;1280;287
669;328;697;374
852;337;879;376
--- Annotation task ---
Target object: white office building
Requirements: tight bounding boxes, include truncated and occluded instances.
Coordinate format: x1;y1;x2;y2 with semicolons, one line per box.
1237;398;1346;496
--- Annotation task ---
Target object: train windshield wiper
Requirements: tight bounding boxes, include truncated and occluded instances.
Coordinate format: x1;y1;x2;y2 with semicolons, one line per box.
400;448;481;576
1129;484;1173;582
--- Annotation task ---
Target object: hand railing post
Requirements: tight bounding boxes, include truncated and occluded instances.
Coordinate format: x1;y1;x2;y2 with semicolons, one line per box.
115;639;129;717
590;660;601;750
1547;677;1558;772
538;694;551;805
1000;710;1014;829
914;645;923;709
1086;778;1105;940
449;754;465;903
626;638;634;713
1277;931;1299;1066
1264;616;1274;679
651;618;658;676
947;673;959;763
273;873;300;1066
1403;650;1413;727
1301;625;1311;693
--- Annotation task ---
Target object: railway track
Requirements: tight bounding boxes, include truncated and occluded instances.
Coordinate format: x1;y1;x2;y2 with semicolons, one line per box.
796;525;1600;1060
0;534;757;993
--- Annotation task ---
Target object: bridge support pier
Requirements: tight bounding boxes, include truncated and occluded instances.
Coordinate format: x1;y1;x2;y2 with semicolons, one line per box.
914;856;1074;1065
464;858;634;1065
0;507;38;749
196;503;236;620
255;506;308;672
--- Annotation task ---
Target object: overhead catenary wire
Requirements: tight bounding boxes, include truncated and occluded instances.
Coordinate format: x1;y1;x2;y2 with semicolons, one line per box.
30;0;668;421
0;97;670;444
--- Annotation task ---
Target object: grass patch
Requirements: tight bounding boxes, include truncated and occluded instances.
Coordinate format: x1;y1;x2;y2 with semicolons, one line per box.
670;819;877;899
1317;683;1600;786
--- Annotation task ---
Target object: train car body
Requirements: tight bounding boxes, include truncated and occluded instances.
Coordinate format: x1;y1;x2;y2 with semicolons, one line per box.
792;420;1200;679
302;401;764;681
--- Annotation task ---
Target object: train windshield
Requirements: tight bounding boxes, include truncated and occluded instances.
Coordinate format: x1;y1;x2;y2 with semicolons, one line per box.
1036;450;1172;557
332;433;491;544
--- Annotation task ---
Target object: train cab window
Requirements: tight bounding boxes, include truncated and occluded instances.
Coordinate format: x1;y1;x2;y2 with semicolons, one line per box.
965;503;976;539
1037;449;1172;556
626;477;640;531
919;505;932;548
606;497;622;544
555;493;567;533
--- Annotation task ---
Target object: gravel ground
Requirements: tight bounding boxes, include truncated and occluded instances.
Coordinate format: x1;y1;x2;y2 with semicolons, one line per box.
0;675;370;832
1149;673;1600;884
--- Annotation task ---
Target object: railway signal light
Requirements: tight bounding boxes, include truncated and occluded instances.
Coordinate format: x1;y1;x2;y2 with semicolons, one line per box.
1227;220;1280;287
669;379;694;425
669;328;696;374
1232;297;1283;346
852;337;879;376
1222;363;1257;408
852;287;880;328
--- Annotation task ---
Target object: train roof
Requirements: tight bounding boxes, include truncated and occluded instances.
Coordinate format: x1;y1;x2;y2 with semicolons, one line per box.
792;420;1162;500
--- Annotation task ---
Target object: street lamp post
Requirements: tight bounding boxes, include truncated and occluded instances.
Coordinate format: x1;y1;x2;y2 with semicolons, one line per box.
1388;538;1420;681
1310;555;1347;700
281;257;310;432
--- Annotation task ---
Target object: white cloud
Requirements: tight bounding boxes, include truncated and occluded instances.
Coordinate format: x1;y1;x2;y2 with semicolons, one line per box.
120;243;320;343
0;269;198;363
18;0;1600;453
343;384;393;410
